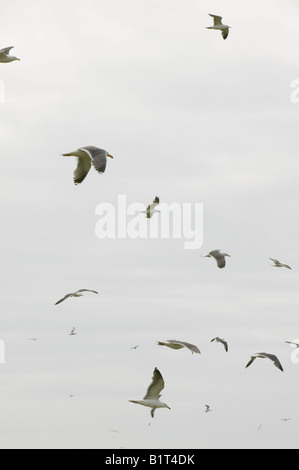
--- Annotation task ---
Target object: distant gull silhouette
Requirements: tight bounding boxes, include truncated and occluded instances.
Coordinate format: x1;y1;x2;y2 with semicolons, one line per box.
157;339;200;354
203;250;231;269
129;367;171;418
55;289;99;305
270;258;292;270
139;196;160;218
206;14;231;40
61;146;114;185
211;337;228;352
245;352;283;372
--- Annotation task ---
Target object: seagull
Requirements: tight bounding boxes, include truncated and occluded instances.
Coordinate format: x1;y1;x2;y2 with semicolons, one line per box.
270;258;292;270
285;340;299;348
211;337;228;352
61;146;114;185
28;338;39;341
206;14;231;40
55;289;99;305
157;340;201;354
245;353;283;372
205;405;212;413
130;345;140;350
280;418;292;422
129;367;171;418
139;196;160;218
69;327;77;336
0;46;20;63
203;249;231;269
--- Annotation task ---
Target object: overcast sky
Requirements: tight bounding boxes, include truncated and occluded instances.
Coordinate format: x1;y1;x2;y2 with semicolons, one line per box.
1;0;299;449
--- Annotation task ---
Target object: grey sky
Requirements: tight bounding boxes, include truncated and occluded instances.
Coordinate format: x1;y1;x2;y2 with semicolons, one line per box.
1;0;299;449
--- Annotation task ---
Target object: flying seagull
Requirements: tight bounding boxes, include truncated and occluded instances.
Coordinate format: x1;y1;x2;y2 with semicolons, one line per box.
129;367;171;418
61;146;114;185
203;249;231;269
157;339;201;354
270;258;292;270
140;196;160;218
280;418;292;422
130;345;140;350
206;14;231;40
69;327;77;336
285;340;299;348
55;289;99;305
245;352;283;372
211;337;228;352
28;338;39;341
0;46;20;63
205;405;212;413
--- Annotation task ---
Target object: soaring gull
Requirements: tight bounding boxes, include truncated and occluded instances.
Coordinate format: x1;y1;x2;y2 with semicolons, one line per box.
245;352;283;372
129;367;171;418
61;146;114;185
0;46;20;63
205;405;212;413
140;196;160;218
203;249;231;269
157;339;201;354
69;327;77;336
270;258;292;270
211;337;228;352
206;14;231;40
55;289;99;305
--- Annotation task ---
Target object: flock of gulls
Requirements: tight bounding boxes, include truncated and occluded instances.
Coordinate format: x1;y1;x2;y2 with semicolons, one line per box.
3;10;296;438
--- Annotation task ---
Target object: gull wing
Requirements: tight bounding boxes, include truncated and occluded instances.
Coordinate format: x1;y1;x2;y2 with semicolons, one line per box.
157;340;185;350
55;293;73;305
269;258;280;265
143;368;165;400
262;353;284;372
146;196;160;212
169;340;201;354
245;355;256;368
84;147;108;174
73;152;92;185
222;28;229;40
75;289;99;294
0;46;14;55
209;250;226;268
209;14;223;25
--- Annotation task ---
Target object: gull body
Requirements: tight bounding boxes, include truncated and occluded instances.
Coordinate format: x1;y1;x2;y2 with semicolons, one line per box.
270;258;292;270
139;196;160;218
129;367;171;418
157;339;200;354
69;327;77;336
211;337;228;352
205;405;212;413
61;146;113;185
204;249;231;269
245;352;283;372
206;14;231;40
55;289;99;305
0;46;20;63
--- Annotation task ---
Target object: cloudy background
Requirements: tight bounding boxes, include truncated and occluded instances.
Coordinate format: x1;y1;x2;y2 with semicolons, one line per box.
1;0;299;449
